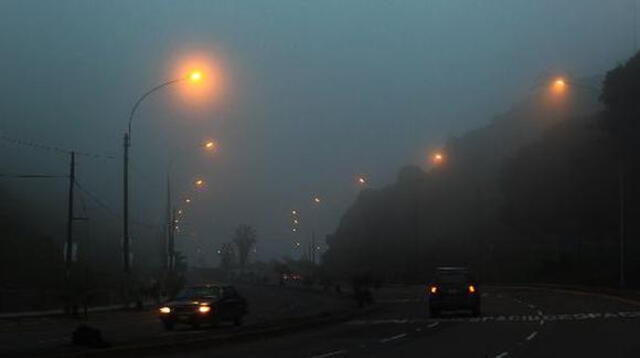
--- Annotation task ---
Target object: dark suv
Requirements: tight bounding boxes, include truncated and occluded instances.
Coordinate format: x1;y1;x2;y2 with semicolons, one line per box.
427;267;480;317
157;284;248;330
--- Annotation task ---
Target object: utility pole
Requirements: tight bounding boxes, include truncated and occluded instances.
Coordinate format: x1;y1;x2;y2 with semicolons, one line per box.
65;151;76;278
165;174;172;271
169;209;176;271
123;133;131;274
311;230;316;264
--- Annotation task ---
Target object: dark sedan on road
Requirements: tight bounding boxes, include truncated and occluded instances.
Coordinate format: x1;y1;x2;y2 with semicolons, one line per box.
427;267;480;317
158;284;248;330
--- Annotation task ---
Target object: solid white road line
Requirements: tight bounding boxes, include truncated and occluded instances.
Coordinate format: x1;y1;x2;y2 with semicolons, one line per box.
310;349;347;358
380;333;408;343
526;331;538;341
427;321;439;328
494;352;509;358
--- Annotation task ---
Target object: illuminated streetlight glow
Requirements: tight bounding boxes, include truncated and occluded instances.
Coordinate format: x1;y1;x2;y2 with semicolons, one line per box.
357;176;367;185
550;76;569;97
313;196;321;204
293;219;299;224
195;179;205;187
292;228;297;232
291;210;298;215
185;198;192;204
189;71;202;82
432;151;445;165
203;140;217;151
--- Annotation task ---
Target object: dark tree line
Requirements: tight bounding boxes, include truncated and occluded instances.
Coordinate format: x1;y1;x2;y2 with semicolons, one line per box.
324;51;640;286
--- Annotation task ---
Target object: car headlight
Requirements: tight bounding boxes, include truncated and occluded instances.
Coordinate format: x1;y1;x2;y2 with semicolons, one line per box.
198;305;211;313
159;306;171;314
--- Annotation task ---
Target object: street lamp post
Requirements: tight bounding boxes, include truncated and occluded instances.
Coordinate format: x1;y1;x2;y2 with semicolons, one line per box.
123;73;201;275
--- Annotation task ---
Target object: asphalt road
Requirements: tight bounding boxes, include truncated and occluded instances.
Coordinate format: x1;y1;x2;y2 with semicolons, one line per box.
145;285;640;358
0;284;352;356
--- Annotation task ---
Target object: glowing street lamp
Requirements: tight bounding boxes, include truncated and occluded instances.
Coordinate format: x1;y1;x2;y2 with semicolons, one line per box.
202;139;218;152
189;71;202;82
431;151;445;165
551;77;568;95
123;67;207;274
357;176;367;186
291;209;298;215
185;198;192;204
313;196;321;204
194;179;205;188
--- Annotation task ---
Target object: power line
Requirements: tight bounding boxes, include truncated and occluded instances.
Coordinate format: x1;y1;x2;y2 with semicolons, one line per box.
0;134;117;159
74;180;158;229
0;174;66;178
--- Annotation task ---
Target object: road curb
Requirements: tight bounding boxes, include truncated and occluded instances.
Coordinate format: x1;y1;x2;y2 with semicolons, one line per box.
44;305;382;357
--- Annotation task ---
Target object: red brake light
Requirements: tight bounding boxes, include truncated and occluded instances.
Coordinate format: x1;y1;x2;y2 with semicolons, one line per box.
468;285;476;293
429;286;438;294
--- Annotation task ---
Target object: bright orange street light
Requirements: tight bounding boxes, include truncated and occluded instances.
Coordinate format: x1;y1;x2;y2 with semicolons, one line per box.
431;151;445;165
189;71;202;82
203;140;217;151
194;179;205;187
551;77;568;94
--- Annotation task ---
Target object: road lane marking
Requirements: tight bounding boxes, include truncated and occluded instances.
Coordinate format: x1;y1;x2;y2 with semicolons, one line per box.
380;333;407;343
494;352;509;358
526;331;538;341
347;311;640;325
310;349;347;358
427;321;439;328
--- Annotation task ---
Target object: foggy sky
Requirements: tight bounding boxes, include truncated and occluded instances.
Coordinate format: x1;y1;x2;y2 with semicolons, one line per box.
0;0;636;263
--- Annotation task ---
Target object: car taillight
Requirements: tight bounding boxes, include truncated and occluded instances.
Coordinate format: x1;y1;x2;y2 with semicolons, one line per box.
429;286;438;294
468;285;476;294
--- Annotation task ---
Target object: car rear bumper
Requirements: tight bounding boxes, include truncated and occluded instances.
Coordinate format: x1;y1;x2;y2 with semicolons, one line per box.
429;295;480;310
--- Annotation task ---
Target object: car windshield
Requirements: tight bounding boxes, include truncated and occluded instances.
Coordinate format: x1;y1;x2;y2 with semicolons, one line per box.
176;287;221;300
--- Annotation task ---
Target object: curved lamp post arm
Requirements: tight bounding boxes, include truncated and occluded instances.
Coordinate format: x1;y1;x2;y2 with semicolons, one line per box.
127;78;185;139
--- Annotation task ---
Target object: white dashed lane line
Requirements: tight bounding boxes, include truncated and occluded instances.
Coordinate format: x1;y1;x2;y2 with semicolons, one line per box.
526;331;538;341
379;333;408;343
427;321;439;328
309;349;347;358
494;352;509;358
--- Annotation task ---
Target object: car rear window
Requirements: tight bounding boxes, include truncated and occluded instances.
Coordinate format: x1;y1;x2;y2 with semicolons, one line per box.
435;272;470;284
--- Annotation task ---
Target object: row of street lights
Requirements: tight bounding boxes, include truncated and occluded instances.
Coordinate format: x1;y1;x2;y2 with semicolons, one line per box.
123;68;210;276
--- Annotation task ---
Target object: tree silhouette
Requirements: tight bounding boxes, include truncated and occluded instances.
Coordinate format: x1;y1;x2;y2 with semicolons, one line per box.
219;242;236;272
233;225;257;270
